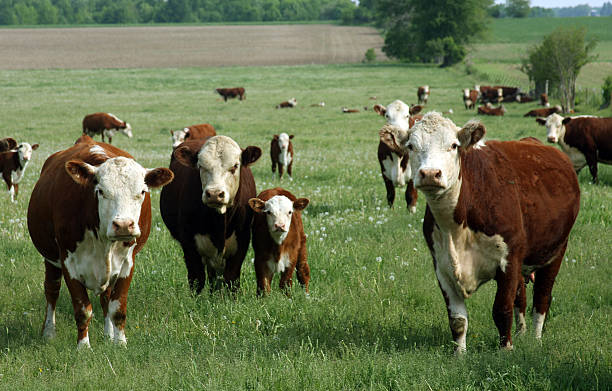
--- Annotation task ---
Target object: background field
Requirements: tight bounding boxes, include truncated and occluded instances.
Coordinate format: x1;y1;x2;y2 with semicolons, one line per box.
0;20;611;391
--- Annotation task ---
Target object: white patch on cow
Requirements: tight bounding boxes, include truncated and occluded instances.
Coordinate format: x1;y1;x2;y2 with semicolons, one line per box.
384;100;411;131
42;303;56;338
533;311;546;339
9;185;15;203
543;114;591;171
277;133;293;174
121;123;133;138
103;129;115;140
77;335;91;349
261;195;294;245
194;232;237;272
514;307;526;335
382;154;410;187
435;260;468;353
10;143;36;194
267;252;292;274
107;299;126;345
108;113;122;122
64;229;135;295
171;129;187;148
89;145;108;157
104;312;114;339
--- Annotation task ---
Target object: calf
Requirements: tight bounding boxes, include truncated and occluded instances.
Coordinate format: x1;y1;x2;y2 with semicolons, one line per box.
536;113;611;183
27;135;173;347
540;93;550;107
524;105;561;117
0;142;39;202
215;87;246;101
478;104;507;116
248;188;310;296
342;107;360;113
0;137;17;152
515;93;534;103
373;100;418;212
82;113;132;144
493;85;520;101
270;133;294;179
417;86;429;104
276;98;297;109
170;123;216;149
463;89;479;109
160;136;261;293
380;113;580;353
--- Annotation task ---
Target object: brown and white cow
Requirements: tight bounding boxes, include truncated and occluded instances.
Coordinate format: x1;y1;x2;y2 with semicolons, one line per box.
478;104;507;116
417;86;429;104
536;113;611;183
276;98;297;109
463;89;479;110
524;105;561;117
373;100;419;212
170;123;217;149
270;133;294;180
160;136;261;293
342;107;360;113
380;112;580;353
82;113;133;144
249;187;310;296
0;137;17;152
480;87;504;104
0;142;39;202
27;136;173;348
515;93;534;103
215;87;246;101
540;93;550;107
493;85;520;101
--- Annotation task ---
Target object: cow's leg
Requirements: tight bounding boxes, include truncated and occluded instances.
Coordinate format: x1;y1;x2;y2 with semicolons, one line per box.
106;270;134;346
295;244;310;294
514;277;527;335
493;260;521;350
271;160;277;174
63;272;93;348
182;242;206;294
585;152;599;183
42;260;62;338
287;161;293;180
223;236;249;292
436;267;468;353
278;163;284;179
101;133;105;143
108;136;112;144
532;244;565;339
405;180;418;213
383;175;395;208
100;287;113;339
254;256;273;296
13;183;18;199
9;185;15;203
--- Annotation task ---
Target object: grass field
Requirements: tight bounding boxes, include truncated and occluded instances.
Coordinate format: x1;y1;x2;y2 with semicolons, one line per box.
0;19;611;391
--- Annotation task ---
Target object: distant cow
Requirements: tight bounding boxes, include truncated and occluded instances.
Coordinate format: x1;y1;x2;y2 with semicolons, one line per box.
0;142;39;202
379;112;580;353
27;136;173;347
160;136;261;293
170;123;216;149
270;133;294;179
524;105;561;117
478;104;506;116
481;88;504;104
463;89;479;109
342;107;360;113
249;187;310;296
0;137;17;152
276;98;297;109
493;85;520;101
310;102;325;107
540;93;550;107
82;113;132;144
373;100;418;212
536;113;611;183
417;86;429;104
409;104;424;115
215;87;245;101
515;93;534;103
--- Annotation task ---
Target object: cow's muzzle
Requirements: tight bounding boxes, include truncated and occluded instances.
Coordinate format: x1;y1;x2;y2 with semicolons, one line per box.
417;168;445;189
109;218;140;241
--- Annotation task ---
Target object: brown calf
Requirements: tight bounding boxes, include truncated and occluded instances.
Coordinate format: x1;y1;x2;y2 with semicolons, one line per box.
0;142;39;202
478;105;507;116
524;105;561;117
417;86;429;104
540;93;550;107
276;98;297;108
463;89;479;109
82;112;132;144
215;87;245;101
170;123;216;149
270;133;294;179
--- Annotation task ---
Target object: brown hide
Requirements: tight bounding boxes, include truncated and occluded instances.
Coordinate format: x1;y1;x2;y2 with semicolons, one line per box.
463;90;479;109
215;87;246;101
0;137;17;152
524;107;560;117
478;105;505;116
82;113;129;143
540;93;549;106
562;116;612;183
185;123;216;141
270;135;294;179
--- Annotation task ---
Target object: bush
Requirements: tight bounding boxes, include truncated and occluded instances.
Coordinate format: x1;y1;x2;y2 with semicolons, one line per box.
602;76;612;108
363;48;376;63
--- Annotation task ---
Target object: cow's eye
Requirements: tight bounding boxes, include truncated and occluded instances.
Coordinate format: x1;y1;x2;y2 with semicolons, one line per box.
288;210;293;215
141;190;146;195
451;143;459;150
407;144;414;151
229;163;239;174
97;189;104;197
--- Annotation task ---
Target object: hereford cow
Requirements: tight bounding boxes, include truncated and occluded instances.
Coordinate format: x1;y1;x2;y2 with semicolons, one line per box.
342;107;360;113
478;104;507;116
417;86;429;104
276;98;297;109
515;93;534;103
524;105;561;117
481;88;504;104
27;136;173;347
373;100;418;212
493;86;520;101
215;87;245;101
379;112;580;353
463;89;479;110
170;123;216;149
160;136;261;293
0;137;17;152
249;188;310;296
82;113;132;144
540;93;550;107
0;142;39;202
536;114;611;183
270;133;294;179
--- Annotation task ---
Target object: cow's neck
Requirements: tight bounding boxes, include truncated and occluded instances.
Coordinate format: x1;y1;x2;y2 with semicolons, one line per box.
423;178;462;234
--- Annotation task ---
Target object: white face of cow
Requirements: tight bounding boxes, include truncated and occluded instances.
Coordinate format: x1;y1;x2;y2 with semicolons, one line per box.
171;128;187;148
17;142;39;164
249;195;309;245
463;89;470;98
120;123;133;138
542;113;564;143
278;132;291;152
384;100;411;131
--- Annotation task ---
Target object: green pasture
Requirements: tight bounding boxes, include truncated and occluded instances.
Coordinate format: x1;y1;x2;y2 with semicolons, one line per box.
0;63;611;390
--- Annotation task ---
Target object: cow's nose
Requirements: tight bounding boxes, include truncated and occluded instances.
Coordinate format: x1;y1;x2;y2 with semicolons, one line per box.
419;168;443;186
112;218;137;237
205;189;225;202
274;223;286;231
547;137;557;143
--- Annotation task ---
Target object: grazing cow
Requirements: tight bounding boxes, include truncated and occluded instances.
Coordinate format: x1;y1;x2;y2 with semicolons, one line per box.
478;105;507;116
248;187;310;296
215;87;246;101
524;105;561;117
342;107;360;113
276;98;297;109
515;93;534;103
170;123;216;149
379;113;580;353
270;133;294;179
160;136;261;293
82;113;132;144
0;137;17;152
310;102;325;107
27;136;173;347
540;93;550;107
536;114;611;183
463;89;479;109
417;86;430;104
373;100;418;212
0;142;39;202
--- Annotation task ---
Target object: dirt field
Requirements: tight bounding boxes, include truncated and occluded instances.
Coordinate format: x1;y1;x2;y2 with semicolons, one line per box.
1;24;386;69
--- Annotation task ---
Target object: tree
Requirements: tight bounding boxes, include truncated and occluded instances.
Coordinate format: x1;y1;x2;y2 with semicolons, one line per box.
505;0;529;18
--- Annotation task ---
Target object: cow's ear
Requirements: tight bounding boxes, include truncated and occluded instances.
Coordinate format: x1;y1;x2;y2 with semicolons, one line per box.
145;168;174;188
31;143;39;150
293;198;309;211
248;198;266;213
409;105;422;116
170;129;174;135
65;160;96;185
242;146;262;166
535;118;546;126
289;134;294;139
373;104;386;116
562;117;572;125
379;124;409;154
174;145;199;168
273;134;279;141
458;120;485;150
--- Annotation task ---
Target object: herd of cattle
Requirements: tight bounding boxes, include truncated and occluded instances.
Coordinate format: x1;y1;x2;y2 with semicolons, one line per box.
0;85;610;353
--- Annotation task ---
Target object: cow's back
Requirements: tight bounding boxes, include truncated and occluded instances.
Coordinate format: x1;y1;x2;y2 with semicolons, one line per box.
565;117;612;161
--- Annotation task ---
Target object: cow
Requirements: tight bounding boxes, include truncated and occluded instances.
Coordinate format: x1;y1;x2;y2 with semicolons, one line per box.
82;113;132;144
481;88;504;104
540;93;550;107
310;102;325;107
248;187;310;296
417;86;429;104
536;114;611;183
0;142;39;202
342;107;360;113
0;137;17;152
27;136;173;348
270;133;294;180
215;87;246;101
170;123;216;149
276;98;297;109
478;105;507;116
493;86;520;101
515;93;534;103
379;112;580;353
524;105;561;117
463;89;479;110
409;104;424;115
373;100;419;212
160;136;261;293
